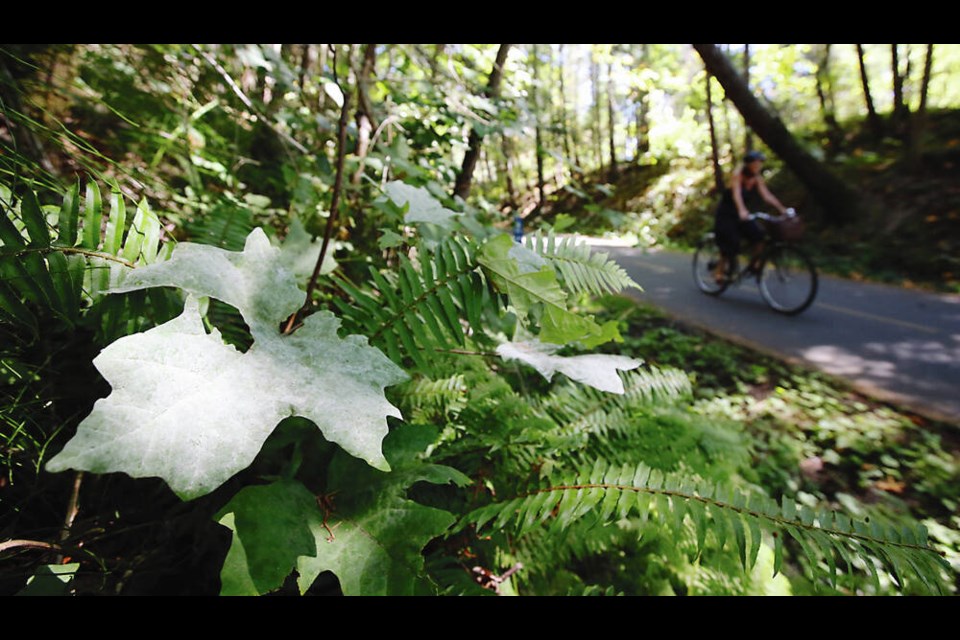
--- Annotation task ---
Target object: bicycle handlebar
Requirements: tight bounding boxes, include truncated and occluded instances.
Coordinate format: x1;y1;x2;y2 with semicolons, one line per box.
749;208;796;222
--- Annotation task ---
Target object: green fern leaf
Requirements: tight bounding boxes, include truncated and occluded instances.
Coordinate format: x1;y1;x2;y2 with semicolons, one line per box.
524;231;641;296
463;460;951;593
478;233;622;348
334;237;486;370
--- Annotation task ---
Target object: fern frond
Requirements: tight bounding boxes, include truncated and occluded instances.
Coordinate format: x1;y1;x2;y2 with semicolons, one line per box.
398;374;469;423
333;237;488;372
524;231;641;296
539;367;692;440
0;181;175;343
461;460;952;594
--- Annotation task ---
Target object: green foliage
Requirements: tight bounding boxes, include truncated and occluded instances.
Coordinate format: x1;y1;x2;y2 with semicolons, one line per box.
333;237;489;372
462;458;951;594
217;425;469;596
4;44;959;597
524;230;642;296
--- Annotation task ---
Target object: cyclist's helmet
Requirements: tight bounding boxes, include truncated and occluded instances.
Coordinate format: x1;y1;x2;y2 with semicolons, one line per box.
744;150;766;163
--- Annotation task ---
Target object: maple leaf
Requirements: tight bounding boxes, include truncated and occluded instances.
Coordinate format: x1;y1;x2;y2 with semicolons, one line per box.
46;229;408;499
217;424;469;595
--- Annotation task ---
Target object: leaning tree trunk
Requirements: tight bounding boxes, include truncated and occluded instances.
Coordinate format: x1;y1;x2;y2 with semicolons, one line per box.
705;71;724;194
693;44;864;225
855;44;883;140
453;43;511;201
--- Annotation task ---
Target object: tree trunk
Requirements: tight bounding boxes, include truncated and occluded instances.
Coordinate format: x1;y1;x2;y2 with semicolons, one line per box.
563;45;584;174
557;45;576;178
606;60;618;180
856;44;883;139
500;134;518;210
431;44;446;80
298;44;312;92
693;44;864;225
591;54;604;175
906;44;934;170
351;43;378;185
815;44;843;154
705;72;724;194
635;44;650;161
453;43;511;201
891;44;910;130
531;44;546;212
743;43;753;153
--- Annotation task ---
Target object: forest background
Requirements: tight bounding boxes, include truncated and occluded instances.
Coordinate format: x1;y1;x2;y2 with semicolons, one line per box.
1;43;959;597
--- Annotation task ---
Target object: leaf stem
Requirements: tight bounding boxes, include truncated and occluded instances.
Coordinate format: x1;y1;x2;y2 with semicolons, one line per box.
285;45;352;335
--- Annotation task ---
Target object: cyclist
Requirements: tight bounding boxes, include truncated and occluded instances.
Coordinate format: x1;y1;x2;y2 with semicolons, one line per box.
713;150;791;284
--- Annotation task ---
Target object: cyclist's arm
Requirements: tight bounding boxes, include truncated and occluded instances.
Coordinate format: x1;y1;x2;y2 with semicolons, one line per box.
730;170;750;220
757;177;788;215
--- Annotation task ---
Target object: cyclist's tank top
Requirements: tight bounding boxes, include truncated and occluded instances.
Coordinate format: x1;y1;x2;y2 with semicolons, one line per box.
718;173;763;220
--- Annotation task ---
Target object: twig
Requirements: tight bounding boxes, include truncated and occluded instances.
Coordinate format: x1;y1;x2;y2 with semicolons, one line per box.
0;539;62;554
193;45;309;155
284;45;352;334
56;471;83;563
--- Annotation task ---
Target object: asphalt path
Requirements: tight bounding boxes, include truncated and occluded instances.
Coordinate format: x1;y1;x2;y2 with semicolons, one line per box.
590;240;960;425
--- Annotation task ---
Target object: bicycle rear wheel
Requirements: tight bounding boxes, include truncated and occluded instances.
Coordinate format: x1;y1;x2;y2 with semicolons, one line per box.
758;244;817;314
692;233;728;295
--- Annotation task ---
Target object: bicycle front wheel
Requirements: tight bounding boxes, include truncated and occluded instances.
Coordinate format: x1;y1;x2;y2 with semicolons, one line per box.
758;244;818;315
692;233;728;296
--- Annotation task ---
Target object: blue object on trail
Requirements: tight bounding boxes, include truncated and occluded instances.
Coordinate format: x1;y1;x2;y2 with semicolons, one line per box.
513;214;524;242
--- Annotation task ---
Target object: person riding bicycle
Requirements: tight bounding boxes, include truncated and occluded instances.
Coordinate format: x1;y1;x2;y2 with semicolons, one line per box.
713;150;791;284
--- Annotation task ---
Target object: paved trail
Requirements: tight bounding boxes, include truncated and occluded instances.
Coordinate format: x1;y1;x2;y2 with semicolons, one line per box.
592;241;960;425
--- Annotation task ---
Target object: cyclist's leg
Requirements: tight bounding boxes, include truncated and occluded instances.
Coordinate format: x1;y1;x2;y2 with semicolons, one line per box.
714;217;741;283
740;218;766;272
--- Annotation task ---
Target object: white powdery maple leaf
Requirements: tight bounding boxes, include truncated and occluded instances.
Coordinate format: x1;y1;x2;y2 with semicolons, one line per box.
46;229;408;500
496;340;642;394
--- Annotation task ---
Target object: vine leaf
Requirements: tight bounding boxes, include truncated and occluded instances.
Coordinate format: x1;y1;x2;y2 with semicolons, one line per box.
477;234;621;347
46;230;408;499
497;340;642;394
384;180;460;228
217;425;469;596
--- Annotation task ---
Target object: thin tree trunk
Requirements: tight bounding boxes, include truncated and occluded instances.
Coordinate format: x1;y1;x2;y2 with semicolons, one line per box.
453;43;511;201
694;43;864;225
351;43;378;185
557;45;576;178
856;44;883;139
591;53;604;175
298;44;312;92
606;59;617;180
570;46;584;172
815;44;843;154
906;44;934;170
705;72;724;194
431;44;446;80
635;44;650;161
500;134;518;210
531;44;546;212
743;43;753;153
891;44;910;130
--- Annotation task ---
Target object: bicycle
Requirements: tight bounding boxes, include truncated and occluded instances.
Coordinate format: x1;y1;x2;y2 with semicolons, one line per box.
692;209;818;315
